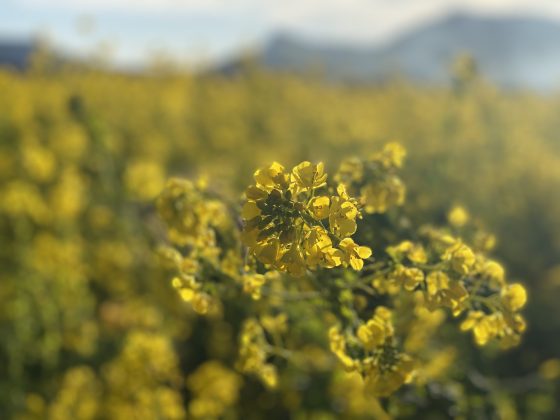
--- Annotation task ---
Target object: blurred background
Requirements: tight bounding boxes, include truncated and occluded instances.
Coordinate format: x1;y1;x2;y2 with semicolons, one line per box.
1;0;560;419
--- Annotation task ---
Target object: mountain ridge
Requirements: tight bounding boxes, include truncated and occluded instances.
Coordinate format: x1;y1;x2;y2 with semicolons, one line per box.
221;12;560;90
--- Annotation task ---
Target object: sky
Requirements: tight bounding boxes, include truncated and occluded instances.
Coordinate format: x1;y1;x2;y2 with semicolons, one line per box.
2;0;560;66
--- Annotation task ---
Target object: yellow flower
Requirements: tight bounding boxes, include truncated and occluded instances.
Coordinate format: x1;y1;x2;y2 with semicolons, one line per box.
339;238;372;270
442;242;476;275
328;326;356;371
237;319;278;388
245;184;268;201
242;162;366;275
324;247;345;268
360;177;406;214
291;161;327;192
157;178;226;246
501;283;527;312
304;226;340;268
254;162;289;191
329;185;359;238
407;245;428;264
171;275;199;302
460;311;490;345
371;274;401;295
242;274;267;300
481;260;505;285
386;241;412;261
357;323;385;349
370;142;407;169
393;265;425;291
279;245;307;276
460;311;524;347
447;205;469;228
309;196;330;220
260;365;278;389
261;313;288;335
334;157;363;184
426;271;449;296
254;239;281;266
357;306;393;350
425;271;468;314
180;257;198;274
363;353;415;397
241;201;261;219
192;293;212;315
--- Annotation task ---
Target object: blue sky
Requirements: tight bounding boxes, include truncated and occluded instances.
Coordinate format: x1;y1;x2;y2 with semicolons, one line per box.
2;0;560;66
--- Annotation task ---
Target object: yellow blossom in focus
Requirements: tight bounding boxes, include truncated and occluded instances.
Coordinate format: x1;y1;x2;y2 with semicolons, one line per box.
310;196;330;220
254;162;289;191
339;238;372;270
329;185;359;238
291;161;327;193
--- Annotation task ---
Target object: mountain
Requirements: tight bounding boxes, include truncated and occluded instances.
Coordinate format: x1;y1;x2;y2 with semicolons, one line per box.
0;41;36;70
221;12;560;90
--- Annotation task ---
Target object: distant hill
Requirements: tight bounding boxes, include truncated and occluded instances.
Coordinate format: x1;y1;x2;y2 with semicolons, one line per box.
219;12;560;90
0;41;36;70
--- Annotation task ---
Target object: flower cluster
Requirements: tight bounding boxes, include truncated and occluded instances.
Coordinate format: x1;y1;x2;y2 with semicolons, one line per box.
460;283;527;347
241;162;372;275
157;178;239;315
154;143;529;411
379;223;528;349
236;319;278;388
335;142;406;214
329;307;415;397
157;178;228;248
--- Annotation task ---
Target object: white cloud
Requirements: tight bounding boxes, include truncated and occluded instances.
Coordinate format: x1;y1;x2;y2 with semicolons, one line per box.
18;0;560;42
14;0;560;64
18;0;259;14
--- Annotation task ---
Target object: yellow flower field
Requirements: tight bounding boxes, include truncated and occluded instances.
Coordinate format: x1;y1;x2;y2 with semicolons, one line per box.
1;61;559;419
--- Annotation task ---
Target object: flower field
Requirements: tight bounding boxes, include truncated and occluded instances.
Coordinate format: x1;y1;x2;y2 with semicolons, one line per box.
1;61;560;419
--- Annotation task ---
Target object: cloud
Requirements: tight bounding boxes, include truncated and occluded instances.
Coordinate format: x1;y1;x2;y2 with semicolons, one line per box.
18;0;259;14
18;0;560;42
13;0;560;64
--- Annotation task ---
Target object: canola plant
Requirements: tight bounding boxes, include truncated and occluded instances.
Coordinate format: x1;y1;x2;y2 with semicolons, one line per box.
158;143;526;405
0;61;559;419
